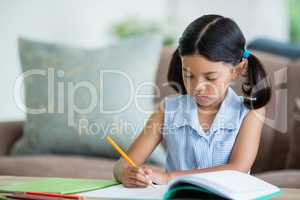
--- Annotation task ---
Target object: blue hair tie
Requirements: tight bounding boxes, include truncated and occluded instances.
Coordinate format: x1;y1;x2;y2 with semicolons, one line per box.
242;48;251;59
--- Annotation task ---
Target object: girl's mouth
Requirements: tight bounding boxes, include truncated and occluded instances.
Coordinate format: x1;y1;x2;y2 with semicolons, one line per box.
195;95;210;103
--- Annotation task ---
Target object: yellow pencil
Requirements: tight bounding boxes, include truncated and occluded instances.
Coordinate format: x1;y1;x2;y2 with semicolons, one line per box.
106;135;155;187
106;135;137;168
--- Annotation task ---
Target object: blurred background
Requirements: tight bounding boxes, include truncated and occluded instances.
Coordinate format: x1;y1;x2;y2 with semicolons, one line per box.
0;0;299;121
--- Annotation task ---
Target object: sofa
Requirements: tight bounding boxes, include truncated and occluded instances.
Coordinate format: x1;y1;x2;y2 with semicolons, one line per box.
0;47;300;188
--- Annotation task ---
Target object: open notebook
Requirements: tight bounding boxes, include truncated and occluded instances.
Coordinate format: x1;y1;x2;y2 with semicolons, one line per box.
81;170;281;200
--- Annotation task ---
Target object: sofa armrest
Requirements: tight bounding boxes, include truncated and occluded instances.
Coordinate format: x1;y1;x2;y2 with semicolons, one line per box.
0;121;24;156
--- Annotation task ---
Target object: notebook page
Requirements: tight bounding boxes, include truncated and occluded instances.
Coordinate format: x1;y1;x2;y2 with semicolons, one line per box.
80;184;168;200
193;171;277;193
177;170;279;198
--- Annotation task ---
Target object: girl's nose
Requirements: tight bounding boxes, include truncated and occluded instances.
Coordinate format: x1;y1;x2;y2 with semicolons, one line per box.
196;80;209;92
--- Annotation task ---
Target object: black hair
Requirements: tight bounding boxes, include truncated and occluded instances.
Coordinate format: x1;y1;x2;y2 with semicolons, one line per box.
167;14;271;109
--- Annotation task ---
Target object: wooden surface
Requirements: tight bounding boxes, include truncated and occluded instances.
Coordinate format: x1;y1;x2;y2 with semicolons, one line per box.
0;176;299;199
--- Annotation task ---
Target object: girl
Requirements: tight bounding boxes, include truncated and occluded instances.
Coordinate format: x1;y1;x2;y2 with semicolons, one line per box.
113;14;271;187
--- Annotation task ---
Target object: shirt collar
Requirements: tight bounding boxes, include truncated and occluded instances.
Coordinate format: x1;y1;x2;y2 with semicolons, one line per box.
172;87;241;135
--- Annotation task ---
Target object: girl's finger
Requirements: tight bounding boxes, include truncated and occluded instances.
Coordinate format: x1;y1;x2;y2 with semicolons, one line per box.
126;167;146;177
143;168;153;176
129;166;143;174
125;166;135;173
127;171;148;183
127;178;149;187
123;182;135;188
130;166;145;174
140;167;153;183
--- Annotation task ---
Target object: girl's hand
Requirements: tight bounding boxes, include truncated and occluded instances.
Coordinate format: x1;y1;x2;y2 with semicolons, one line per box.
147;168;171;185
121;165;153;188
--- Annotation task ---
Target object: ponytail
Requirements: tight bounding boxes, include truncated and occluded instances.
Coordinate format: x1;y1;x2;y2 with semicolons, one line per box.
242;53;271;109
167;47;187;94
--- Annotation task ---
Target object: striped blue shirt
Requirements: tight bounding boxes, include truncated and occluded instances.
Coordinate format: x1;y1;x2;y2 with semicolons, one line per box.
162;87;250;172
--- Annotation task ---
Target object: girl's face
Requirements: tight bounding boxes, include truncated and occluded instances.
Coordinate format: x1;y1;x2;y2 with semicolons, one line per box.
181;55;244;108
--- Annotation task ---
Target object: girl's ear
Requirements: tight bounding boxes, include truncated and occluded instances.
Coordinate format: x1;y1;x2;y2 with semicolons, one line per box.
231;60;247;81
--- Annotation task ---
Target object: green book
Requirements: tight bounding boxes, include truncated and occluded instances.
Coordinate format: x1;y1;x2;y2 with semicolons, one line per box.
0;178;118;194
0;195;9;200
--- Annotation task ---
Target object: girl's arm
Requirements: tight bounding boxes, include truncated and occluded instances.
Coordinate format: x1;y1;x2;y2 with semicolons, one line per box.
113;108;164;185
167;107;265;179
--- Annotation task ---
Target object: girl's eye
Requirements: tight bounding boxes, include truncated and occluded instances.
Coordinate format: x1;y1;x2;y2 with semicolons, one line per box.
206;76;218;81
183;73;194;79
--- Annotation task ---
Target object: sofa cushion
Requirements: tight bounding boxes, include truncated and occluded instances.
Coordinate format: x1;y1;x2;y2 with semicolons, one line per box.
0;121;23;156
287;100;300;168
0;155;165;180
247;51;290;172
0;155;116;179
255;170;300;188
286;59;300;169
248;38;300;59
11;35;166;166
154;47;176;104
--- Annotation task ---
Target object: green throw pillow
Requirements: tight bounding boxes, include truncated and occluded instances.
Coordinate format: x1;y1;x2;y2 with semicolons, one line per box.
11;35;166;166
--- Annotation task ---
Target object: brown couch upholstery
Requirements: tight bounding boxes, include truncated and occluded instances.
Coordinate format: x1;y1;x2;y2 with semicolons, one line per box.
0;48;300;188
